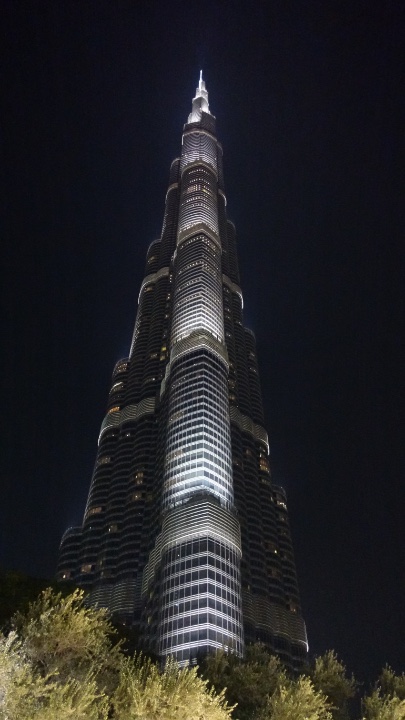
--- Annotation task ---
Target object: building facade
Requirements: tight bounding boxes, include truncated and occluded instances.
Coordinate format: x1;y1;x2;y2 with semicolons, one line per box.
57;74;308;669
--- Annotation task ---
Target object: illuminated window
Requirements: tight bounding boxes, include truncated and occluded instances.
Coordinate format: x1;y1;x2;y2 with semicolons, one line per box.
97;456;111;466
108;524;118;533
108;406;120;414
61;570;71;580
131;492;142;501
87;506;102;516
116;362;128;373
80;564;93;574
259;458;270;473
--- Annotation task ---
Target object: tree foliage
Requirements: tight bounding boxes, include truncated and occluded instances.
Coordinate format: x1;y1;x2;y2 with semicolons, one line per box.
311;650;356;720
362;667;405;720
0;589;234;720
376;668;405;702
362;691;405;720
201;645;338;720
0;587;403;720
112;654;234;720
11;588;121;689
260;675;333;720
201;643;286;720
0;630;109;720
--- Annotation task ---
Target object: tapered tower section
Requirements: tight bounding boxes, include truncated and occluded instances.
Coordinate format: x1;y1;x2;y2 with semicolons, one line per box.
57;74;307;670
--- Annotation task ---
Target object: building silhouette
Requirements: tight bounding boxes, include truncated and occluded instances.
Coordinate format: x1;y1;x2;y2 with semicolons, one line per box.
57;73;308;669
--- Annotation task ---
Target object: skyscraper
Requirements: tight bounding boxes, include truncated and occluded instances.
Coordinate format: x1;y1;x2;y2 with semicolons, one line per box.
57;73;308;669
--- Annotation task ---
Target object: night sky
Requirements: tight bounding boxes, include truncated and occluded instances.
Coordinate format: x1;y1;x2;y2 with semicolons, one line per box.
2;0;404;683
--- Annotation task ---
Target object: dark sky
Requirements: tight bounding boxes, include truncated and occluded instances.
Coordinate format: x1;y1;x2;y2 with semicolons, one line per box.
2;0;404;684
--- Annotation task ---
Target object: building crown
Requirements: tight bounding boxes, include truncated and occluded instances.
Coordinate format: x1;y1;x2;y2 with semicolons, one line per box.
188;70;211;123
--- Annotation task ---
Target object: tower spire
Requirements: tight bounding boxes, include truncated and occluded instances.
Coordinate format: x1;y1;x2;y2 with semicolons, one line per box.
188;70;211;123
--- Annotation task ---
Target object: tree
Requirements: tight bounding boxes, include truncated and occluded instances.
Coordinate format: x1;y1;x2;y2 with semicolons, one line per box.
362;667;405;720
311;650;356;720
377;668;405;702
0;631;109;720
259;675;333;720
201;643;287;720
112;654;234;720
1;588;119;718
362;690;405;720
11;588;121;690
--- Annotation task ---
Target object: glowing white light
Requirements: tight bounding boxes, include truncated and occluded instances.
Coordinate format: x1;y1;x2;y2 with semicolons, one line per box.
144;74;244;663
